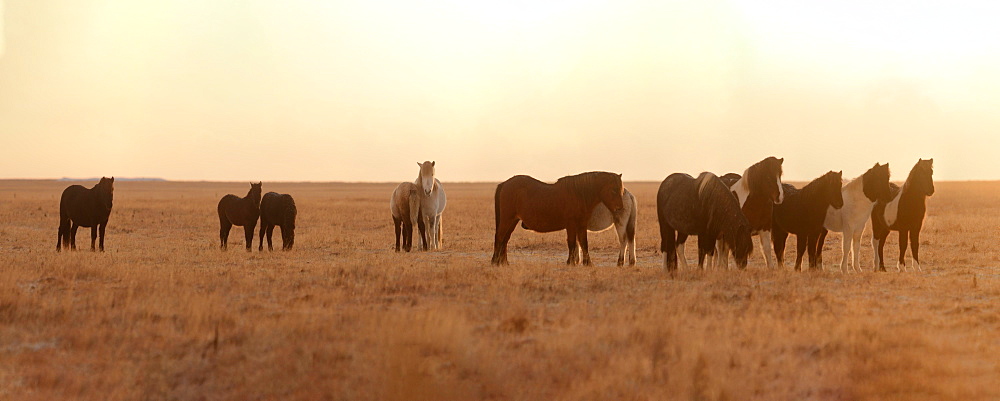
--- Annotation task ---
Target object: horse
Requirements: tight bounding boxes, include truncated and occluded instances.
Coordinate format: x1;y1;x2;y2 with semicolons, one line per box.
715;157;785;268
586;188;638;266
771;171;844;270
259;192;297;251
415;161;447;250
871;159;935;272
491;172;624;266
218;182;262;251
56;177;114;252
656;172;753;272
816;163;892;272
390;182;425;252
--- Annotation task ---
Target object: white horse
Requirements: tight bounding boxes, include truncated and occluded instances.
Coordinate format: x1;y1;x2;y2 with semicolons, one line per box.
585;188;638;266
818;163;892;272
415;161;446;250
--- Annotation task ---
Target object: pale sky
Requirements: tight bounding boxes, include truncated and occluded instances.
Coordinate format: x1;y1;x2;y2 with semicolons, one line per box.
1;0;998;182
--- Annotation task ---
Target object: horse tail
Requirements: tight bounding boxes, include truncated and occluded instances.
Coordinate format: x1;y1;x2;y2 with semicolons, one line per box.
626;191;637;244
494;182;504;232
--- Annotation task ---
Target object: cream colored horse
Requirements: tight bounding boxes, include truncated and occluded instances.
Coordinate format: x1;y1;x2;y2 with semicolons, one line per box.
415;161;447;250
586;188;638;266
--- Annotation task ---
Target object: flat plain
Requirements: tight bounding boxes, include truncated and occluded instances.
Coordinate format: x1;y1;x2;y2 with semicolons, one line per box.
1;179;999;400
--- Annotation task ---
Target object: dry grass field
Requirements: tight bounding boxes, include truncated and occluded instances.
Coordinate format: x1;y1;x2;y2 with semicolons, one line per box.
2;179;1000;400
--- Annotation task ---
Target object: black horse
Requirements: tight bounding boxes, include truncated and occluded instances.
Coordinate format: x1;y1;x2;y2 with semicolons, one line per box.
218;182;262;251
259;192;297;251
656;172;753;272
872;159;935;272
771;171;844;270
56;177;115;252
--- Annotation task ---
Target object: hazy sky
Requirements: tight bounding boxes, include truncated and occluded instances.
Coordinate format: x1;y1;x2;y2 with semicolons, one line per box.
1;0;998;182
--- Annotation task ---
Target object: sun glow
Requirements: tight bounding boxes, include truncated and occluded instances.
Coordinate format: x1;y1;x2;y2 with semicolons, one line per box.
0;1;997;181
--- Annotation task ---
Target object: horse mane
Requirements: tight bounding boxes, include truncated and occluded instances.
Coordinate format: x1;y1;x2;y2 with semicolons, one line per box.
742;157;782;195
696;172;718;199
799;171;840;196
556;172;610;202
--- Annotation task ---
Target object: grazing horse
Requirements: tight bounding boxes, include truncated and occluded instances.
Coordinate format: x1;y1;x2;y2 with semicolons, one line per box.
218;182;262;251
715;157;785;268
871;159;935;272
657;172;753;272
390;182;425;252
491;172;624;266
56;177;114;252
586;188;638;266
415;161;447;250
259;192;297;251
771;171;844;270
817;163;893;272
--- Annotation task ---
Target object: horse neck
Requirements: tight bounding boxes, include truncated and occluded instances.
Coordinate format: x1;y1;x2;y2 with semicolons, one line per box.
559;176;601;207
900;172;928;202
245;189;260;204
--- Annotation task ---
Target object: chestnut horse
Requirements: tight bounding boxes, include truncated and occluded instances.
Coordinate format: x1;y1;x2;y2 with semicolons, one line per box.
715;157;785;268
657;172;753;272
218;182;262;251
771;171;844;270
491;172;624;266
56;177;114;252
259;192;297;251
872;159;935;271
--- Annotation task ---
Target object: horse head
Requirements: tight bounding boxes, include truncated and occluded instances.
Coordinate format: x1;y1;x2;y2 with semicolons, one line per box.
863;163;893;203
96;177;114;210
915;158;935;196
828;171;844;209
599;173;625;213
748;157;784;205
729;223;753;269
249;182;263;204
417;161;436;196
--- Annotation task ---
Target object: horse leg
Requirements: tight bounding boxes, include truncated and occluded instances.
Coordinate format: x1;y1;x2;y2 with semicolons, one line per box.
220;220;232;250
578;227;592;266
393;217;402;252
772;229;788;268
815;229;827;270
491;217;518;265
910;229;922;272
897;230;909;272
403;223;413;252
807;233;821;270
266;225;275;251
614;221;627;267
89;226;97;251
57;218;70;251
662;228;677;273
244;224;255;252
259;222;267;252
98;223;107;252
872;232;886;272
851;230;864;273
793;234;807;271
676;233;689;270
565;227;579;265
436;214;443;249
70;223;79;250
715;240;729;269
758;231;775;268
697;234;716;269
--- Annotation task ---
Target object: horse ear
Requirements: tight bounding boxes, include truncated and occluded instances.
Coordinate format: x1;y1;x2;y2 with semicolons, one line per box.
431;161;435;166
778;158;784;164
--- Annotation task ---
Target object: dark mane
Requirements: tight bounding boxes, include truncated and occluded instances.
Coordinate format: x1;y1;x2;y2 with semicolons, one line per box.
556;172;617;205
798;170;841;198
744;156;783;194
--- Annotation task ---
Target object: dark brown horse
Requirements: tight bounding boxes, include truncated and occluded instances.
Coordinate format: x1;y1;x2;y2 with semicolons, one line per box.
716;156;785;268
872;159;935;272
56;177;114;252
657;172;753;272
491;172;624;266
218;182;262;251
771;171;844;270
259;192;297;251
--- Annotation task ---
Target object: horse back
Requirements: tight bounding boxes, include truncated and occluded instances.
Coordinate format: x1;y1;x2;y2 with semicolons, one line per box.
261;192;296;226
656;173;704;234
218;194;257;226
497;175;579;232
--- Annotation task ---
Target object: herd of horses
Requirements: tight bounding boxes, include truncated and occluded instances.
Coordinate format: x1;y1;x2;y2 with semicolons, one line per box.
53;157;935;273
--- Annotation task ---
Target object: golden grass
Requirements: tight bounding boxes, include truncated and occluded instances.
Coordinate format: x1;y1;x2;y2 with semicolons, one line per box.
1;180;999;400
